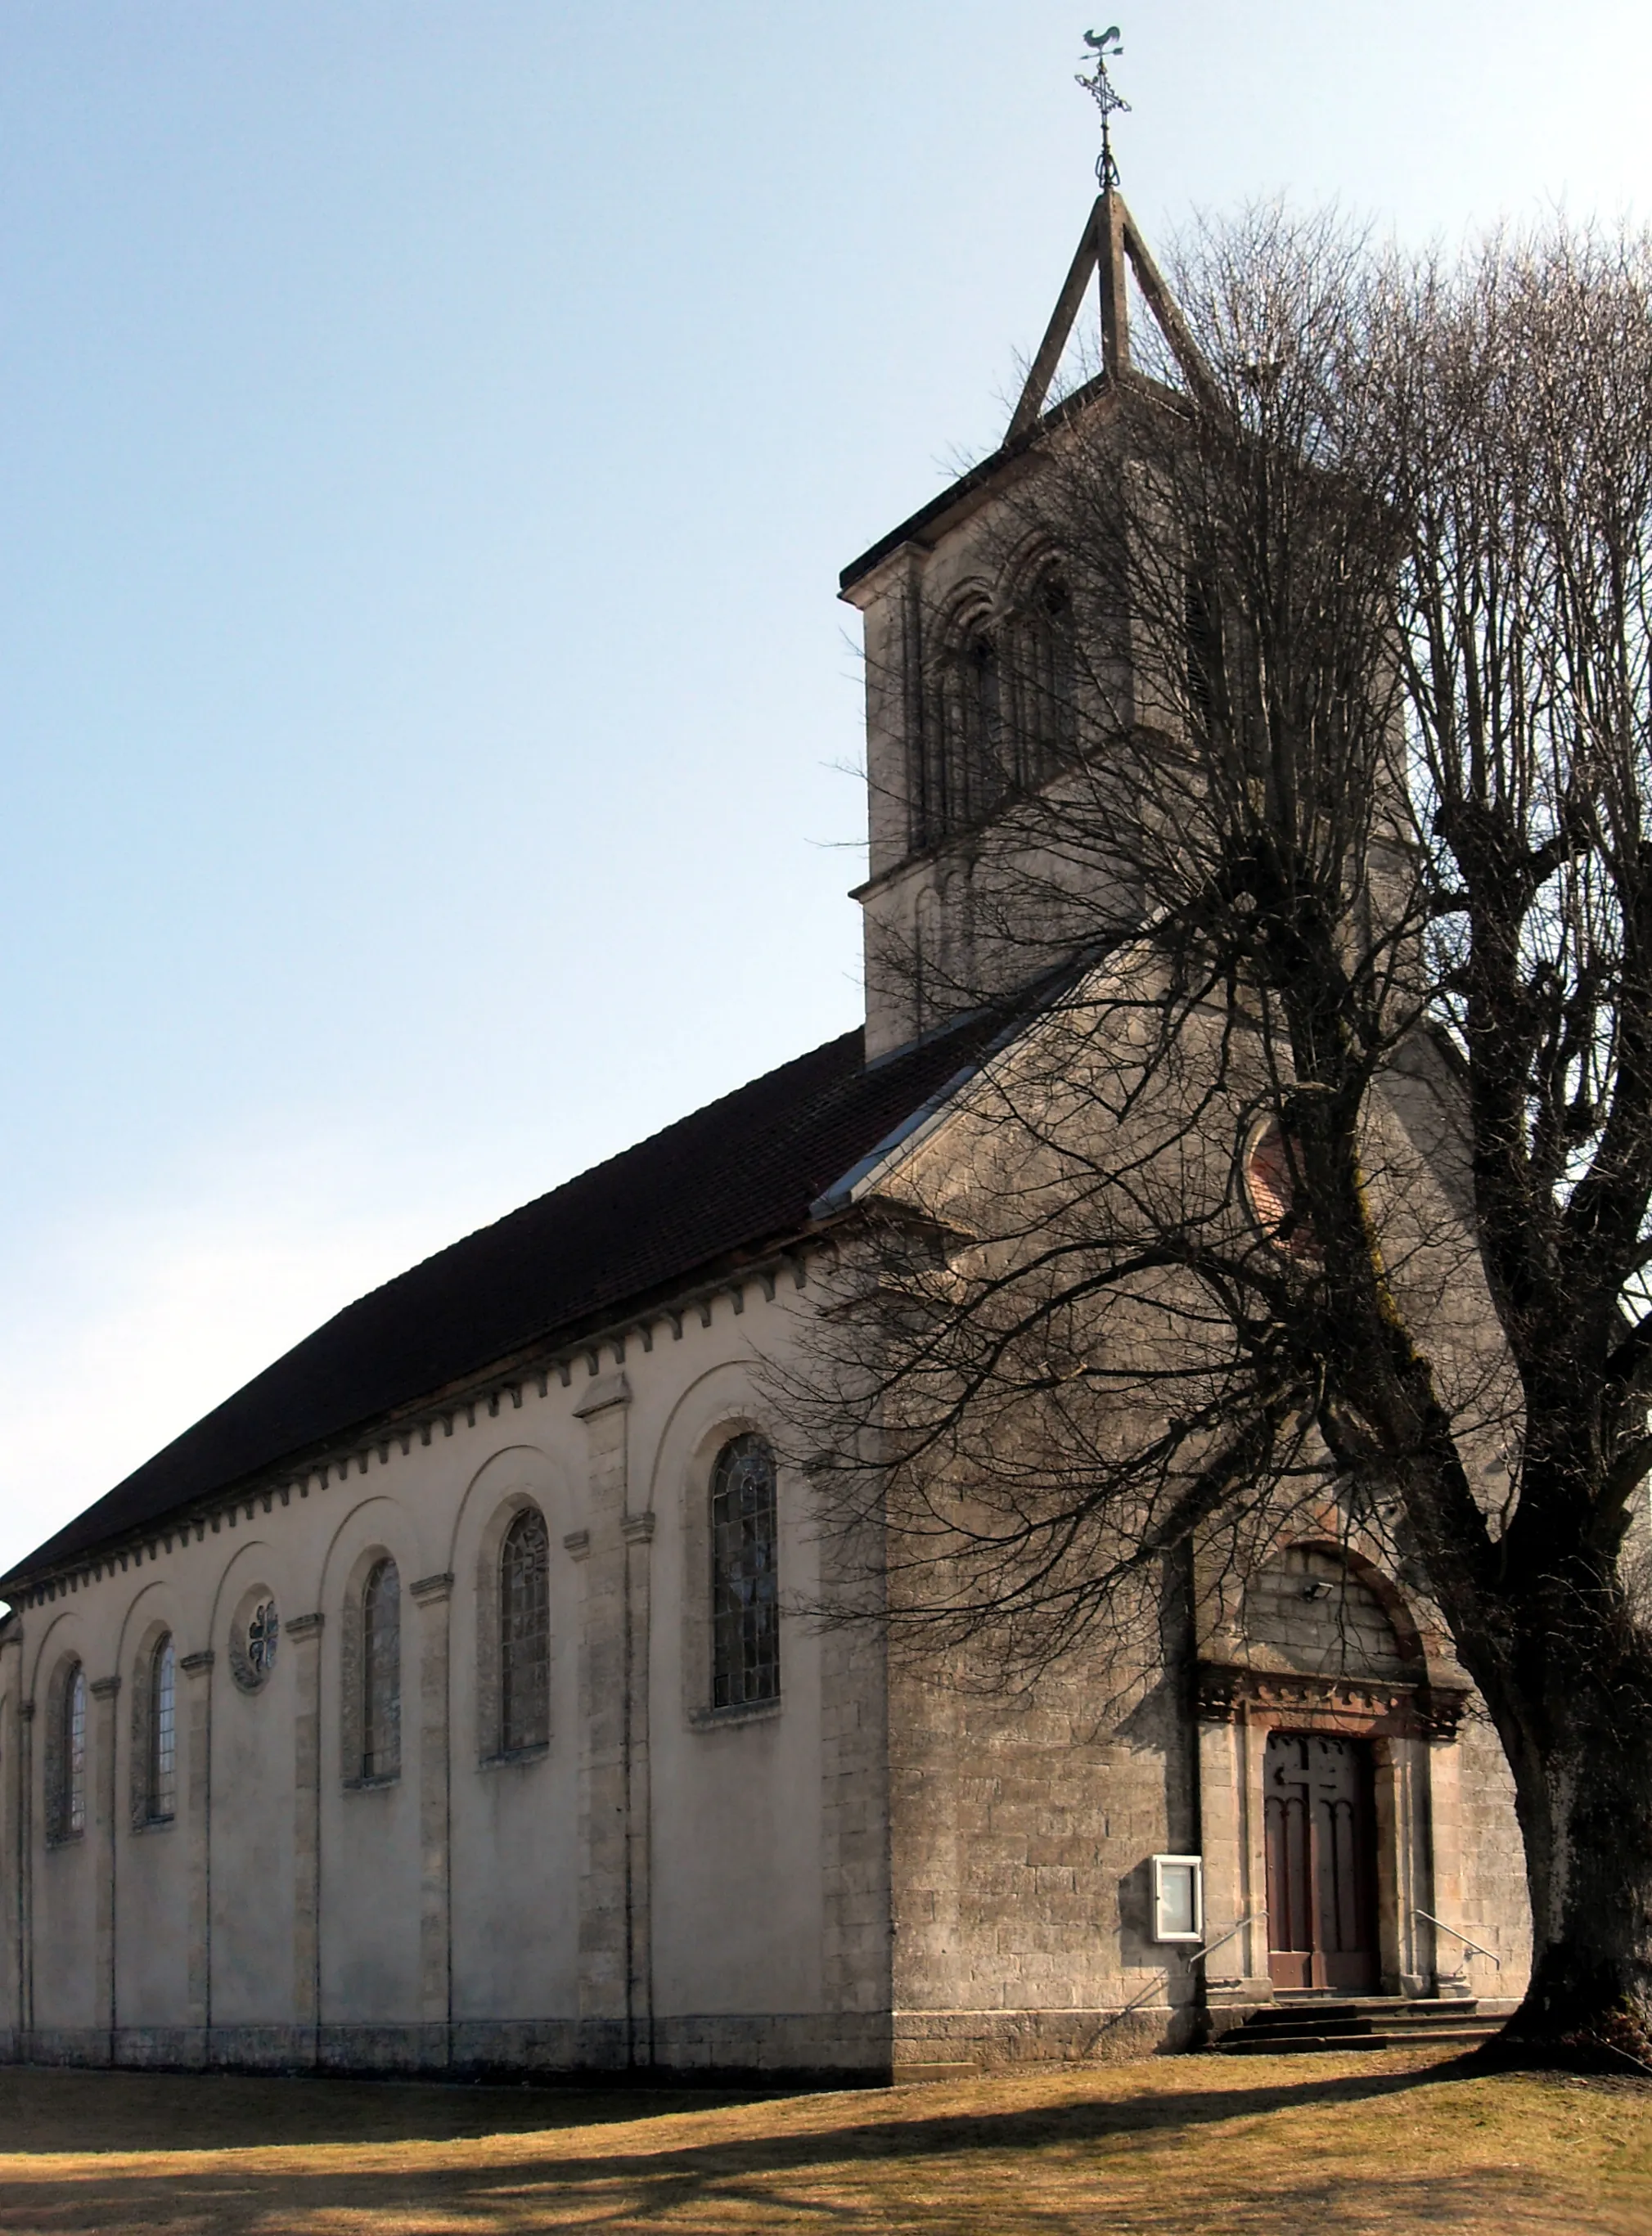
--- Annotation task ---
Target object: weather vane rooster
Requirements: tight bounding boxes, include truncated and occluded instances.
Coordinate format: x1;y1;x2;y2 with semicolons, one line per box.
1076;25;1129;191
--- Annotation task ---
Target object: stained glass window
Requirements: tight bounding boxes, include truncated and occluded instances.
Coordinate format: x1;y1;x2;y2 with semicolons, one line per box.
500;1508;550;1752
361;1559;401;1779
246;1598;279;1680
711;1434;780;1710
51;1662;86;1841
149;1634;176;1822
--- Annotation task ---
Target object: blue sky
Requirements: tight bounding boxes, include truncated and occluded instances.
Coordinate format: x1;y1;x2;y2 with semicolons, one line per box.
2;0;1647;1581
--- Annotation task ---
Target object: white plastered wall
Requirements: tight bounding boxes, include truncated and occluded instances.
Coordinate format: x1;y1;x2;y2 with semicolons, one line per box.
0;1269;869;2073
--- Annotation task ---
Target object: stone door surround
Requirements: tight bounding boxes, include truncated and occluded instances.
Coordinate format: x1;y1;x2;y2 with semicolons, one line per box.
1195;1660;1470;2005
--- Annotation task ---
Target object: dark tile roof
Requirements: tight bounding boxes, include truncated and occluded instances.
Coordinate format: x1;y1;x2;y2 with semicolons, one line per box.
4;1014;1002;1589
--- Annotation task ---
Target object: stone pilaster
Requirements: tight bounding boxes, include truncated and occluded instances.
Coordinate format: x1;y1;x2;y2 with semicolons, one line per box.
1374;1735;1431;1995
16;1699;34;2046
0;1634;29;2052
1195;1714;1244;1994
1422;1734;1470;1993
180;1649;214;2040
1195;1711;1270;2000
573;1370;632;2065
821;1597;892;2033
410;1572;454;2050
286;1613;323;2050
620;1514;654;2071
90;1675;120;2050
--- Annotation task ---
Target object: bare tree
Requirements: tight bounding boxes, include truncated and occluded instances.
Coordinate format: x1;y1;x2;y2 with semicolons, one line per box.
784;209;1652;2067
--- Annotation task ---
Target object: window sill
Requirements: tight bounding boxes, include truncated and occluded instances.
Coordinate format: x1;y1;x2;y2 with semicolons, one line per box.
479;1743;550;1771
45;1830;85;1851
133;1813;177;1834
690;1696;783;1731
344;1772;401;1793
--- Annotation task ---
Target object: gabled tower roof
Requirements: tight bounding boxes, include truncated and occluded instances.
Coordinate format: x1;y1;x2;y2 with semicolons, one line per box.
1007;186;1219;437
841;158;1216;596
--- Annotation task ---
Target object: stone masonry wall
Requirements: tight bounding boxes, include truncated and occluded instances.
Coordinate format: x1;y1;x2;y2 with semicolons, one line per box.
885;1618;1205;2066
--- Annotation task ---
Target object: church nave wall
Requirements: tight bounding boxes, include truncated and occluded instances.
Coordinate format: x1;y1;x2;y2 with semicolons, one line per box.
0;1239;1535;2079
113;1579;191;2033
646;1359;831;2031
209;1538;299;2034
19;1609;102;2040
313;1498;424;2032
448;1445;581;2028
0;1276;857;2076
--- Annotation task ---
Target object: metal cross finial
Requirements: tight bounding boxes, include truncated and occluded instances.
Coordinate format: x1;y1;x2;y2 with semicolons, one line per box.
1076;25;1129;191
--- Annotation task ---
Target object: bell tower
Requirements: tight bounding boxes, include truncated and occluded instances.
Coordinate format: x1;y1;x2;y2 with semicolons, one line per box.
840;33;1217;1058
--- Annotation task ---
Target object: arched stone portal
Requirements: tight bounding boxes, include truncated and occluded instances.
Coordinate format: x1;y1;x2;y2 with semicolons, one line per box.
1195;1541;1471;2011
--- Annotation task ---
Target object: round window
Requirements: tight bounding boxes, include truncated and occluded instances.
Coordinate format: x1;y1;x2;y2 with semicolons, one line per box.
1245;1118;1321;1259
228;1589;281;1692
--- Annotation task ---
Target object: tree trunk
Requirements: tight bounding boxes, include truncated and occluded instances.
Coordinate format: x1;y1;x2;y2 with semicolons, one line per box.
1474;1617;1652;2069
1334;1188;1652;2067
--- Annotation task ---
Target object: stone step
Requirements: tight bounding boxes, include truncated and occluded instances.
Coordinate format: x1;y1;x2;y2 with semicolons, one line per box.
1229;2021;1384;2043
1272;1995;1481;2015
1231;2013;1495;2035
1240;2009;1486;2034
1213;1995;1497;2057
1218;2023;1500;2055
1380;2024;1501;2046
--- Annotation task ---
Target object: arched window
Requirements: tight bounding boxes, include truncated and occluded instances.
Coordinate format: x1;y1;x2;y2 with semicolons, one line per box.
1185;569;1218;727
955;624;1003;823
921;614;1002;847
711;1434;780;1710
361;1558;401;1780
147;1634;177;1824
1006;573;1077;785
500;1508;550;1752
1245;1118;1322;1261
920;581;1075;850
49;1661;87;1842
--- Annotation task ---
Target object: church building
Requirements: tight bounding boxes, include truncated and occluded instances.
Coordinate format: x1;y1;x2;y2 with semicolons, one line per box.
0;169;1530;2081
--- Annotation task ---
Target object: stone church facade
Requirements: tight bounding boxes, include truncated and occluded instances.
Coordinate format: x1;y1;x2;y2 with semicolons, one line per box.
0;186;1529;2081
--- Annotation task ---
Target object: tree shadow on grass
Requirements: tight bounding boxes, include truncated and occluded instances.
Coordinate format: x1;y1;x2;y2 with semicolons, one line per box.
0;2067;765;2153
0;2055;1467;2156
0;2057;1591;2236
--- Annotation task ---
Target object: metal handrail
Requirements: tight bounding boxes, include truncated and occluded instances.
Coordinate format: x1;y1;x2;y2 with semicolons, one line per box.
1083;1910;1268;2053
1414;1908;1501;1968
1193;1910;1267;1967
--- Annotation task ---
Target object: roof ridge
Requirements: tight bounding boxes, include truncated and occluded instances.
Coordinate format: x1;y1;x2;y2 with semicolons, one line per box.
11;1015;1002;1590
319;1022;867;1320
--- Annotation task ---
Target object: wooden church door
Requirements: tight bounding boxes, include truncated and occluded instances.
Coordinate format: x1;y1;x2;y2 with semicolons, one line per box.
1263;1731;1380;1991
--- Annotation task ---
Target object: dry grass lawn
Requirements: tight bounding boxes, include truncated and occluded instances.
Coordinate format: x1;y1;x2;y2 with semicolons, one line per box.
0;2047;1645;2234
